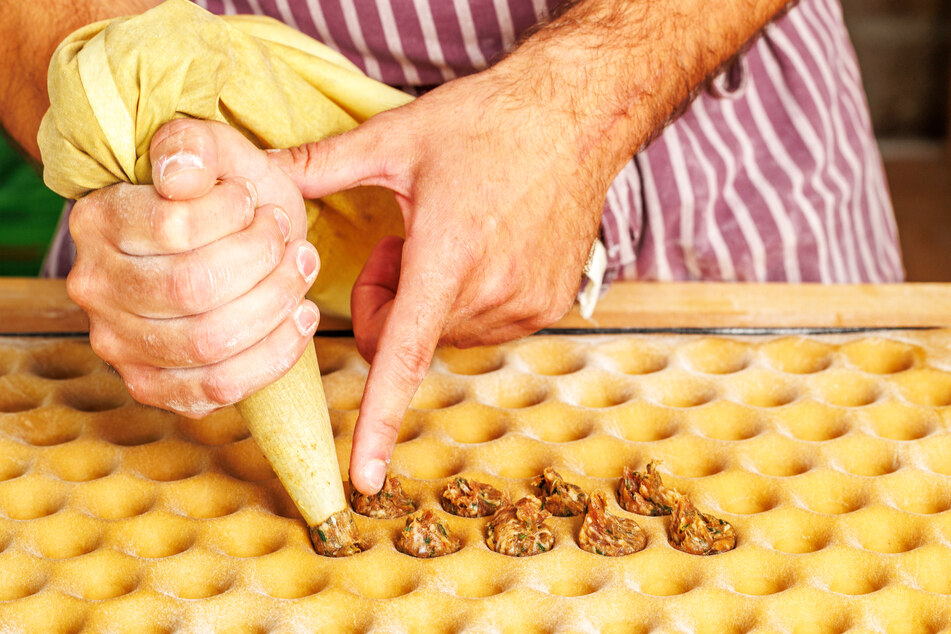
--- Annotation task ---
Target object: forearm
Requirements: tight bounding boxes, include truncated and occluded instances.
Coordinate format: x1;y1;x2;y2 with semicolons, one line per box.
0;1;160;160
491;0;796;180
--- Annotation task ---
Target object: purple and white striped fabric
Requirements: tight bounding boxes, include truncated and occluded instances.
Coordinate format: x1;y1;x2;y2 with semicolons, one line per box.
43;0;903;283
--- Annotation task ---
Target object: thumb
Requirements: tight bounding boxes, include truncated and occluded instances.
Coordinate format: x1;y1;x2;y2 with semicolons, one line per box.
150;118;222;201
348;242;458;494
267;120;397;200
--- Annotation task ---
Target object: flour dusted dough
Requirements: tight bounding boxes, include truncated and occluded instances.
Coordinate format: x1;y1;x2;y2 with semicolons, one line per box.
1;331;950;631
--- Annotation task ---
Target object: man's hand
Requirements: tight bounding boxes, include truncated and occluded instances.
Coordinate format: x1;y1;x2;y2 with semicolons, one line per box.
67;119;320;417
269;0;795;495
269;69;611;495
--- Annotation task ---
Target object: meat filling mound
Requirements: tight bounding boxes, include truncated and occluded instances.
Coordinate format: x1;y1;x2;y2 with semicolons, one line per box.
577;490;647;556
531;467;588;516
617;462;681;516
485;496;554;557
351;474;416;519
667;496;736;555
395;510;462;558
440;477;507;518
310;509;365;557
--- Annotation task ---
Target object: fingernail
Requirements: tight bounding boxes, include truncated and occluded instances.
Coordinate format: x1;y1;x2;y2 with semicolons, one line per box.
294;303;318;336
363;458;387;492
158;152;203;183
297;244;319;284
273;207;291;242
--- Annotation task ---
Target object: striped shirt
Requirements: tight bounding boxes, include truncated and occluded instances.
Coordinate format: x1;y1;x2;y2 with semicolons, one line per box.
43;0;903;284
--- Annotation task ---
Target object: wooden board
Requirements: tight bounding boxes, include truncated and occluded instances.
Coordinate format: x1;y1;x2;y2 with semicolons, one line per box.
1;278;949;334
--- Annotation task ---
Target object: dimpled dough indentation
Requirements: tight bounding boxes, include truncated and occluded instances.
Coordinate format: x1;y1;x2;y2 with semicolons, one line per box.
253;548;328;599
742;434;812;477
593;339;668;375
0;440;32;481
811;370;881;407
778;399;848;441
879;470;951;515
176;407;249;446
681;338;751;374
607;400;679;441
25;342;103;380
211;509;287;558
435;346;505;376
685;400;762;441
840;338;919;374
3;405;83;446
0;332;950;630
111;511;197;558
45;440;117;482
760;337;834;374
94;406;171;446
56;549;141;600
0;475;68;520
513;337;587;376
0;374;46;413
845;506;923;553
151;549;235;599
410;375;466;410
25;511;102;559
433;401;508;443
735;368;799;408
827;434;899;477
125;441;206;481
0;551;48;601
894;368;951;406
560;370;634;409
652;370;718;408
57;376;129;412
900;544;951;594
862;401;936;441
73;474;156;520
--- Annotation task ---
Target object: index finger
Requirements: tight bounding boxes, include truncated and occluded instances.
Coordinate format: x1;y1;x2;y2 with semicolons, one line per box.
348;241;460;495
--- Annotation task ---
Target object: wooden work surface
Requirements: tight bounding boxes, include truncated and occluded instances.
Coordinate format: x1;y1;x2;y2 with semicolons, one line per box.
1;278;949;334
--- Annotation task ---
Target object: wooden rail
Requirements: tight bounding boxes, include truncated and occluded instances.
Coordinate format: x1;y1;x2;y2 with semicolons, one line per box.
1;279;949;334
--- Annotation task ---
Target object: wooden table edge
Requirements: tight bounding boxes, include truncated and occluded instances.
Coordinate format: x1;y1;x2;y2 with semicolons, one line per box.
1;278;949;335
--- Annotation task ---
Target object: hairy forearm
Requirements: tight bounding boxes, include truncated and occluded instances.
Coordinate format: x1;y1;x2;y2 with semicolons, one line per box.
492;0;796;180
0;1;160;160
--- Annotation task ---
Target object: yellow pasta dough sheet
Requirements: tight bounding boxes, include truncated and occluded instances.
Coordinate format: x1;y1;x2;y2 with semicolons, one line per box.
0;331;949;632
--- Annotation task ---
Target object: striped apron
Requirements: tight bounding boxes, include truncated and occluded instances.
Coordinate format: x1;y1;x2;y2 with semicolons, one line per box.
43;0;903;284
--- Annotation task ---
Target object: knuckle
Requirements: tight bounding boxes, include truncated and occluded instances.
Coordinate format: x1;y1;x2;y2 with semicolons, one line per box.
537;297;572;329
287;142;324;176
149;201;192;252
68;199;94;241
371;417;402;445
276;283;303;321
200;367;243;407
66;263;96;308
445;234;483;276
167;260;215;314
481;273;517;309
184;319;231;366
118;367;149;403
88;324;119;364
230;178;257;217
390;342;432;387
151;118;205;155
260;225;285;270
